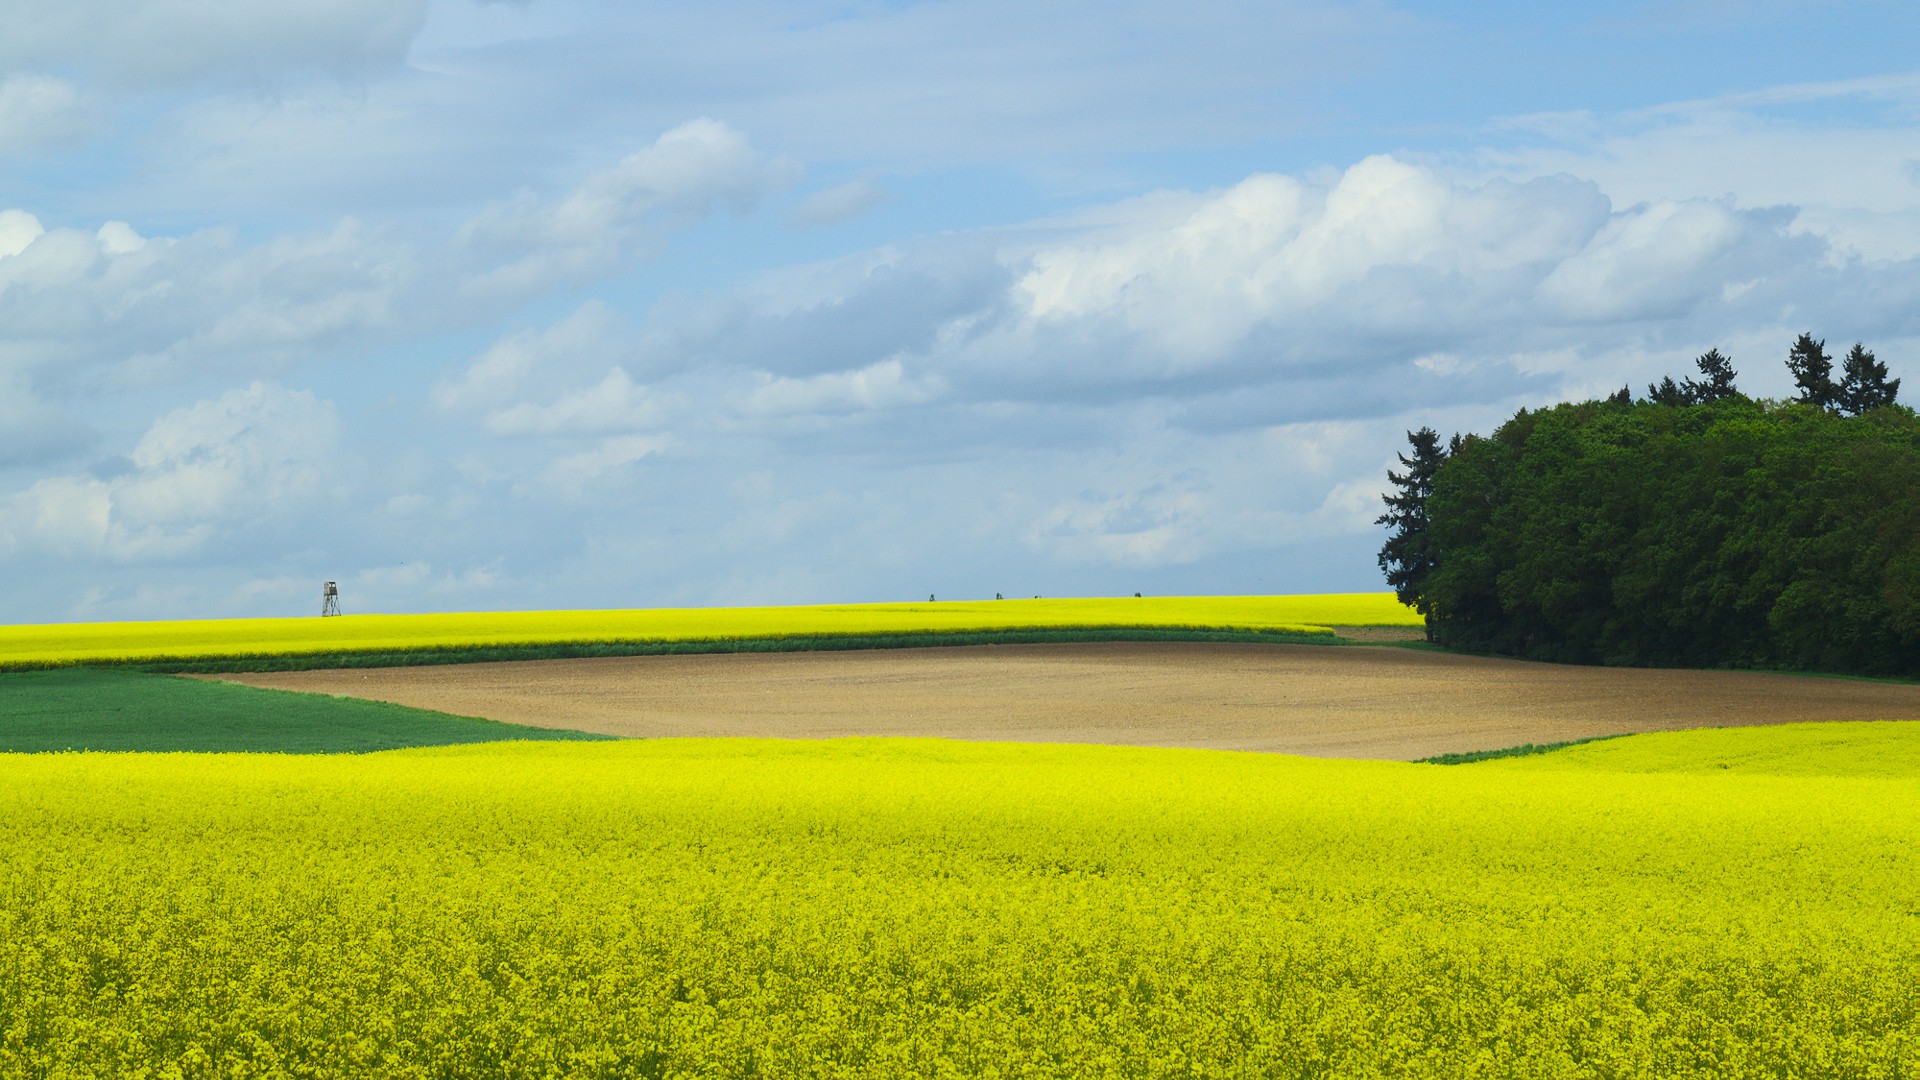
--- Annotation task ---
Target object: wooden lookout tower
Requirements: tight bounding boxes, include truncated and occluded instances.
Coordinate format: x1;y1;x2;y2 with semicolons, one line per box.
321;581;341;617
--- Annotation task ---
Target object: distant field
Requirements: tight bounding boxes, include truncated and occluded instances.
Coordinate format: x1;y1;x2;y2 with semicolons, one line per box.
2;725;1914;1077
0;668;609;753
213;641;1920;761
1491;719;1920;778
0;593;1419;670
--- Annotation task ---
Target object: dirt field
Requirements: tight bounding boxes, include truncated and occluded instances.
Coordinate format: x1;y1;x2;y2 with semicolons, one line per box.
206;643;1920;760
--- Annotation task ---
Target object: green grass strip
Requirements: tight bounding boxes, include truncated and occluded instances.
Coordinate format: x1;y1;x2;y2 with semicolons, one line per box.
0;668;613;753
1417;735;1626;766
125;626;1348;675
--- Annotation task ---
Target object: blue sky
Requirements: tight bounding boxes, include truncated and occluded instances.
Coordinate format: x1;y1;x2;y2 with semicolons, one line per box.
2;0;1917;621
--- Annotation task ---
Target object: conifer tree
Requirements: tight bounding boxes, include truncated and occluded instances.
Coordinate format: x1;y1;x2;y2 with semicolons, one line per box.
1682;348;1738;403
1838;342;1900;415
1646;375;1690;406
1377;427;1449;636
1787;333;1840;409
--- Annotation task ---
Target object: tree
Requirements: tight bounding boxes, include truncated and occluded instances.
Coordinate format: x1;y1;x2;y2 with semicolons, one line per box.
1647;349;1739;407
1646;375;1690;406
1411;395;1920;677
1684;348;1738;403
1838;342;1900;415
1377;427;1449;637
1787;333;1840;410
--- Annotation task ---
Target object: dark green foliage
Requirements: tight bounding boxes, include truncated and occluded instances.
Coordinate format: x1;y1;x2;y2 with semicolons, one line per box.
1840;342;1901;415
1376;427;1448;635
1418;735;1623;765
1646;375;1690;406
0;668;611;753
1686;348;1739;402
1419;397;1920;677
1787;333;1840;410
1646;349;1740;406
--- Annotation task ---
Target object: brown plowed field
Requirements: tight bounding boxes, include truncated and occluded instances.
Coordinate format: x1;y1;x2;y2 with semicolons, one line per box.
206;643;1920;760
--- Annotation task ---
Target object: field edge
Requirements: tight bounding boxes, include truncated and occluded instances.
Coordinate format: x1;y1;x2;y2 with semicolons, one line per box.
84;625;1353;675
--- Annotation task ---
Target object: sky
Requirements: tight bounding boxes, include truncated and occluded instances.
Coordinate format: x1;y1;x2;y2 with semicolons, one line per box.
2;0;1918;623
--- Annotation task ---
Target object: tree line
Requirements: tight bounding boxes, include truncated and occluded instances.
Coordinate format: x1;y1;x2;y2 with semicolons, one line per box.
1378;335;1920;676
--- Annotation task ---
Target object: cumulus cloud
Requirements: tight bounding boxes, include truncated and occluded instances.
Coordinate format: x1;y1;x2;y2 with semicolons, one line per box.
0;121;785;412
486;370;666;437
741;360;945;417
0;383;341;562
432;301;633;414
0;210;45;259
455;119;798;298
390;148;1920;611
15;119;1920;618
1481;73;1920;262
513;153;1886;447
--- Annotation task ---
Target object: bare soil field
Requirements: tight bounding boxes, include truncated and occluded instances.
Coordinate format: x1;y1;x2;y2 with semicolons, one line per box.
205;642;1920;760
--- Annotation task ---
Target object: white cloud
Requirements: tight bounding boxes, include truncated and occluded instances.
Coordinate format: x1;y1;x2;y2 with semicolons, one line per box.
1014;157;1616;367
0;383;341;561
1480;73;1920;262
432;300;673;437
1535;199;1800;322
430;148;1915;511
0;122;784;409
0;211;44;259
433;300;632;413
539;434;672;493
604;153;1876;431
742;359;944;417
1028;486;1212;568
486;370;665;437
455;119;798;298
94;222;146;255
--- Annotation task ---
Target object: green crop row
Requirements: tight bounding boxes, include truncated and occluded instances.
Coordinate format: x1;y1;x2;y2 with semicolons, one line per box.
0;668;609;753
3;727;1915;1078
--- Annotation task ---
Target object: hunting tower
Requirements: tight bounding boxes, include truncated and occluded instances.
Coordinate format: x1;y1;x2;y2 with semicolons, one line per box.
321;581;340;617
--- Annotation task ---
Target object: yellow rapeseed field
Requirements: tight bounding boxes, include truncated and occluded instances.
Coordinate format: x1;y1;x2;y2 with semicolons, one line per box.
3;724;1915;1077
0;593;1418;668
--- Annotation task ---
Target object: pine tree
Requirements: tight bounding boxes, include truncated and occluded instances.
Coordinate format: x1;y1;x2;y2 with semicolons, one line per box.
1683;348;1738;403
1787;333;1839;410
1377;427;1449;637
1838;342;1900;415
1647;376;1690;406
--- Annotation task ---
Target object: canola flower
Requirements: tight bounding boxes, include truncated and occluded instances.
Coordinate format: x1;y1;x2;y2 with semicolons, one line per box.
2;726;1916;1077
0;593;1418;669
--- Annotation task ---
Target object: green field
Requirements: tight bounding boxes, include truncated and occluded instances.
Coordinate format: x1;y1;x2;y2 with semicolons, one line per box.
0;668;609;753
3;724;1915;1077
0;593;1418;670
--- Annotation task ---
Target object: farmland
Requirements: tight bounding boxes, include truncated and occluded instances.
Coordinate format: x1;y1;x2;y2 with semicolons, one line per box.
3;727;1916;1077
214;640;1920;760
5;594;1917;1075
0;593;1416;670
0;667;609;753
